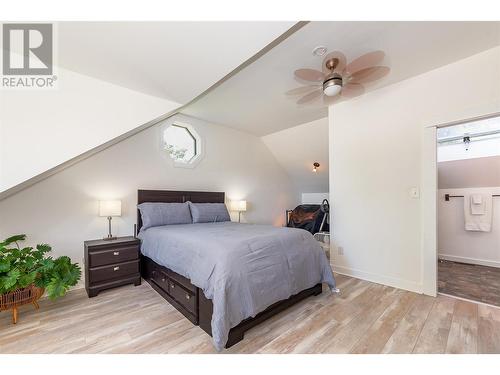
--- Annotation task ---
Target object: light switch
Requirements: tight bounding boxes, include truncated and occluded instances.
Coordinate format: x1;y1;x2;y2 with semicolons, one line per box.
410;187;420;199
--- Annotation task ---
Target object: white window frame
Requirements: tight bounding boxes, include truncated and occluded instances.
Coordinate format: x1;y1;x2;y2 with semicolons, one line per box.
160;120;204;169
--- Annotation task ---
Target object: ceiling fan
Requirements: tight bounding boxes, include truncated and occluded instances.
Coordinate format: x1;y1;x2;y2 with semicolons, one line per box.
287;50;390;105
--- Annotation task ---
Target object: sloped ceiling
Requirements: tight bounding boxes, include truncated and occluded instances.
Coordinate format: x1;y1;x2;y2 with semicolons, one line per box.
262;117;329;193
184;21;500;136
0;21;296;198
56;22;295;103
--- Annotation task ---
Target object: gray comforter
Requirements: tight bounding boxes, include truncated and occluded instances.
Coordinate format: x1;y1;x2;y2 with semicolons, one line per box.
138;222;336;350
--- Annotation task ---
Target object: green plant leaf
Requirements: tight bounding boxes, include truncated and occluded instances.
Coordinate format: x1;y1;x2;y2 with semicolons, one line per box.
63;263;81;286
54;255;72;266
45;277;69;300
10;248;21;258
36;258;54;273
0;258;10;272
0;268;21;292
0;234;25;247
18;271;37;288
34;277;46;288
36;244;52;254
23;257;35;270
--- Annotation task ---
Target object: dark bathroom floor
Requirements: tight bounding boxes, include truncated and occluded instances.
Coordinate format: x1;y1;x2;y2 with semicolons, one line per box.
439;259;500;307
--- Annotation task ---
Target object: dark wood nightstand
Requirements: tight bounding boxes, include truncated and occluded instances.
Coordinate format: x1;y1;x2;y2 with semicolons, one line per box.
84;236;141;298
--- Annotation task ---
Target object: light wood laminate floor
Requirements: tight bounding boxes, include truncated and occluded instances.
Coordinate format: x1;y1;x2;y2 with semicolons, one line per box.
1;274;500;354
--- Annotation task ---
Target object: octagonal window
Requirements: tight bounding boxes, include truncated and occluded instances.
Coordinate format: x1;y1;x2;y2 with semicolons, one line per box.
162;123;200;164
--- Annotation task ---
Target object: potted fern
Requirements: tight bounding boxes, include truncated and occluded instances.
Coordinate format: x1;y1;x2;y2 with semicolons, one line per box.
0;234;81;323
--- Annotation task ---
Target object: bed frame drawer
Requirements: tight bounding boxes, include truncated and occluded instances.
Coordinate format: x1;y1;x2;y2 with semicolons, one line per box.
165;269;196;293
144;257;199;323
151;268;197;314
151;269;169;289
168;278;196;312
89;245;139;268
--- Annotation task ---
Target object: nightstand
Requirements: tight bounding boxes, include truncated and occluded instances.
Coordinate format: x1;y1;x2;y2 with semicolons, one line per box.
84;236;141;298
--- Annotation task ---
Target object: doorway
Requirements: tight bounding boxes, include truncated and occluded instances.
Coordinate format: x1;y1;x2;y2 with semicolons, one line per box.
436;115;500;306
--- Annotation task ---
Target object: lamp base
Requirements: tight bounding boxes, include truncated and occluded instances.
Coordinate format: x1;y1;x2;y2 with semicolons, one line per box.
103;216;117;241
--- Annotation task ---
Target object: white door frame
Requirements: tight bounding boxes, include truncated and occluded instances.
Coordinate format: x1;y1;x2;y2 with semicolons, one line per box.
421;125;438;296
421;108;500;297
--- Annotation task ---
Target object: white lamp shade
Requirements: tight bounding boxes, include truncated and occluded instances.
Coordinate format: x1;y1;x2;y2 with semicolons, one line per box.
99;200;122;217
323;83;342;97
230;200;247;212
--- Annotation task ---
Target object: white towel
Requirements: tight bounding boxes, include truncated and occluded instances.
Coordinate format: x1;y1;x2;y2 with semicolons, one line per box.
464;193;492;232
470;194;486;215
472;194;483;205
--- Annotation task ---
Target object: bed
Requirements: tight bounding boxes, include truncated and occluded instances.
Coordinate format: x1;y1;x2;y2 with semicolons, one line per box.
137;189;336;350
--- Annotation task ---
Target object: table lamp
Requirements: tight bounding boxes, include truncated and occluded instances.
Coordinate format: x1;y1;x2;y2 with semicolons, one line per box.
230;200;247;223
98;200;122;240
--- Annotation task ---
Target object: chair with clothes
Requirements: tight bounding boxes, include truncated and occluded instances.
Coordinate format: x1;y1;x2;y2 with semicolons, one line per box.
286;199;330;234
286;199;331;259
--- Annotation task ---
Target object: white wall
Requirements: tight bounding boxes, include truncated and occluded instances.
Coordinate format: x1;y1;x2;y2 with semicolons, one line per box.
0;114;298;278
0;65;180;193
262;117;329;194
301;193;329;204
438;187;500;268
329;46;500;294
438;156;500;189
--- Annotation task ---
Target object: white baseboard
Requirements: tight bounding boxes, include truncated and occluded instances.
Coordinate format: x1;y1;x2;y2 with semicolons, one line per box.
332;264;423;294
438;253;500;268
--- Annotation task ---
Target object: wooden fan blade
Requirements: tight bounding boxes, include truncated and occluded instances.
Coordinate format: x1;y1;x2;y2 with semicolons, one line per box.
297;89;323;105
285;85;321;96
345;50;385;75
322;51;347;74
341;83;365;98
294;68;325;82
350;66;390;84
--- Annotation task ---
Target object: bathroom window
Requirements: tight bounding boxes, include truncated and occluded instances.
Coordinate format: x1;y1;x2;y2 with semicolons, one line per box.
437;115;500;162
162;123;201;165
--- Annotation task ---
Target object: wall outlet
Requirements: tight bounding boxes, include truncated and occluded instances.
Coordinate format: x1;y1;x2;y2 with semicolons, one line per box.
338;246;344;255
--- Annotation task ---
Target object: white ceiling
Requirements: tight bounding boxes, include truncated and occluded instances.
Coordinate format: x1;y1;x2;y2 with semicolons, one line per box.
184;21;500;136
262;117;329;193
56;22;294;104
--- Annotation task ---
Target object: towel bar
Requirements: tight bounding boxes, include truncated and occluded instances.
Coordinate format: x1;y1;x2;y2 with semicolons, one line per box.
444;194;500;201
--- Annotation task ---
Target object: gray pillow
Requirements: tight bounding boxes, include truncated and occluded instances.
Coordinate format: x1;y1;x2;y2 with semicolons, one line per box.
188;202;230;223
138;202;192;230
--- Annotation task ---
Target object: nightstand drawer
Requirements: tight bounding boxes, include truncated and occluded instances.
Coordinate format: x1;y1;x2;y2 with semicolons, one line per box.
89;260;139;283
89;245;139;267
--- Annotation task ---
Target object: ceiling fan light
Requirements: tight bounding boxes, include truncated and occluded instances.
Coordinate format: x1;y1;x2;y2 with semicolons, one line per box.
323;74;343;97
323;83;342;97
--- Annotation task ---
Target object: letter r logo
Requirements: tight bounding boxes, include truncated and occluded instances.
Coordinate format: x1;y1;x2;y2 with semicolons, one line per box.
2;23;53;75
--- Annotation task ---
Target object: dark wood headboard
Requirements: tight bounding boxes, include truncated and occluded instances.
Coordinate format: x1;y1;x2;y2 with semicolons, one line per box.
137;189;225;233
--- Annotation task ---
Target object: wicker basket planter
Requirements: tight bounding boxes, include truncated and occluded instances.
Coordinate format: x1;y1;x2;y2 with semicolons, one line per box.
0;284;44;324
